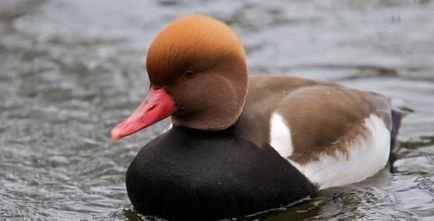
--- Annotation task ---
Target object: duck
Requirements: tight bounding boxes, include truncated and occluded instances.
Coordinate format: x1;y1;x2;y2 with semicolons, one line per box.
111;15;407;221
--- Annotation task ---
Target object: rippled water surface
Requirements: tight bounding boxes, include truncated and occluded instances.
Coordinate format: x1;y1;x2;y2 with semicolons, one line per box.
0;0;433;220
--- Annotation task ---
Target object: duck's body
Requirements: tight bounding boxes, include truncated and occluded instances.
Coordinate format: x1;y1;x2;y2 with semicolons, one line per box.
111;15;407;220
239;76;394;189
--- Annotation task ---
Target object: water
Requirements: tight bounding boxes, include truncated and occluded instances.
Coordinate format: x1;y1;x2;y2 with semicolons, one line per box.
0;0;433;220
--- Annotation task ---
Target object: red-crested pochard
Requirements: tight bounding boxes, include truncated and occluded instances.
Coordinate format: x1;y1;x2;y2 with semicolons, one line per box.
111;15;407;220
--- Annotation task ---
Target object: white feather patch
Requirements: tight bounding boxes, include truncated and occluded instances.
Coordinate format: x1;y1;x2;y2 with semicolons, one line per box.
289;114;390;190
270;113;294;157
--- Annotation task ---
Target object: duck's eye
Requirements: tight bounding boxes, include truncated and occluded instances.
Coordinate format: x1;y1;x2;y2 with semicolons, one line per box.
184;70;196;78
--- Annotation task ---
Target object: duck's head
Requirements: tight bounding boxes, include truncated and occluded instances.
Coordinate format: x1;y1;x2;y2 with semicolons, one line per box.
111;15;248;140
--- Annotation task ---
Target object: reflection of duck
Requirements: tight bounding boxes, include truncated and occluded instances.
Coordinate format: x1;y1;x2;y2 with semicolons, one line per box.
111;15;406;220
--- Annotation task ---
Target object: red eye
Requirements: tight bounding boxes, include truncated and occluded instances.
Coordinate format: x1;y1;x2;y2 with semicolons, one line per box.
184;70;196;78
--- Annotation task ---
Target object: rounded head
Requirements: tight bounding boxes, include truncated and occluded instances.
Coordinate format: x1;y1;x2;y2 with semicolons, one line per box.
112;15;248;139
147;15;249;130
146;15;246;84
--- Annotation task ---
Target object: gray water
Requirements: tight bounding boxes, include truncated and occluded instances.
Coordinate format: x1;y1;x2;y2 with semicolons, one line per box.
0;0;433;220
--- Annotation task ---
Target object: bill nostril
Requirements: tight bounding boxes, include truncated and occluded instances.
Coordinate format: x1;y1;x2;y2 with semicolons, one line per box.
147;104;157;112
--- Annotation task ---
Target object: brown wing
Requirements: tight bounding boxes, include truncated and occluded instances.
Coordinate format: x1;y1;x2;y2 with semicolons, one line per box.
236;76;392;164
236;76;319;146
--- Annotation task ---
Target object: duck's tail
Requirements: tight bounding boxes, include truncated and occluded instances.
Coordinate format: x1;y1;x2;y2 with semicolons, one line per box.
390;98;413;148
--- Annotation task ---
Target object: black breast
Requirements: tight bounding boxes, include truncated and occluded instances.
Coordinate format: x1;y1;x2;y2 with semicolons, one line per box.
126;126;317;221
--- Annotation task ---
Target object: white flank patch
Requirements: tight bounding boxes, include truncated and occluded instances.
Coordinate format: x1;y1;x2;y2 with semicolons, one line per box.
289;114;390;190
270;113;293;157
